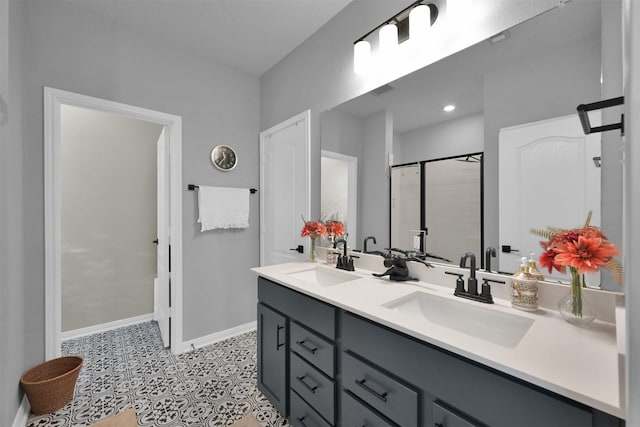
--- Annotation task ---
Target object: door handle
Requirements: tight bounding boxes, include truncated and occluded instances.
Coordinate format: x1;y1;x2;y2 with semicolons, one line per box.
276;325;285;350
355;378;388;402
290;245;304;254
296;375;319;394
153;239;159;245
501;245;519;254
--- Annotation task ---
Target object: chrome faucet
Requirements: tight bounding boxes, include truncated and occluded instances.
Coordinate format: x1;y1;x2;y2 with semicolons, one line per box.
363;236;377;253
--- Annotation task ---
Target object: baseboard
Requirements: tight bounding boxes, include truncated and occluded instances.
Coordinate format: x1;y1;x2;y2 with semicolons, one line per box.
61;313;154;341
12;395;29;427
182;321;257;351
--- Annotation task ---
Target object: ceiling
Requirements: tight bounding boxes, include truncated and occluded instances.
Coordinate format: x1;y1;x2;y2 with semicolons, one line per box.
69;0;353;76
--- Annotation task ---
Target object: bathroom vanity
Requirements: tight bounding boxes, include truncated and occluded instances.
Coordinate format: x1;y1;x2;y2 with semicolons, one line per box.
252;261;625;427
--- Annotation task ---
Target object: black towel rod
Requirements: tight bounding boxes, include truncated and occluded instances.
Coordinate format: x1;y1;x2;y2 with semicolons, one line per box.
188;184;257;194
577;96;624;135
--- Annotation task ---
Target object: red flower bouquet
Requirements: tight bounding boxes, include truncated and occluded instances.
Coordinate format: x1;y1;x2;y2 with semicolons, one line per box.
531;212;623;322
301;216;326;261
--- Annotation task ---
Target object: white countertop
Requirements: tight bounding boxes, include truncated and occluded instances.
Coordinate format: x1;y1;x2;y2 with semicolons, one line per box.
252;261;625;419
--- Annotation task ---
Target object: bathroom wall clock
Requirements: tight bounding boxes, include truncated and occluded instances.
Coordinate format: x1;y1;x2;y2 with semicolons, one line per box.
211;145;237;171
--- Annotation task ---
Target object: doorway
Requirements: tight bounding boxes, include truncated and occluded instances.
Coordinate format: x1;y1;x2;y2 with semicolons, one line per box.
321;150;358;243
44;88;184;358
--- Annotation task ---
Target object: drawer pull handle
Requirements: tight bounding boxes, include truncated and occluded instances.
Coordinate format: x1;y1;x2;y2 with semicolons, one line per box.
296;416;308;427
296;375;319;394
355;378;388;402
296;339;318;354
435;424;444;427
276;325;285;350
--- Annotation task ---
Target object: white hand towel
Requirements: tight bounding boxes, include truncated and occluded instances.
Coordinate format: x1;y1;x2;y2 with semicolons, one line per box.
197;186;250;231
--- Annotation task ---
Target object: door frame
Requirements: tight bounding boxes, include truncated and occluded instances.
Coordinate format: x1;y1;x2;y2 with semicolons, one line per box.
259;110;311;266
44;87;184;357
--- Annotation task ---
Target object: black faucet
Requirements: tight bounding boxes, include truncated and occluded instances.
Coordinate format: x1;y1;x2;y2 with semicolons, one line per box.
459;252;477;294
485;247;497;273
334;238;354;271
453;252;493;304
363;236;377;253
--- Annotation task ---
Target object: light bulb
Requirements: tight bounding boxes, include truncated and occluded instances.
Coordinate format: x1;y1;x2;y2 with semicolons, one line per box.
379;22;398;58
353;40;371;75
410;4;431;41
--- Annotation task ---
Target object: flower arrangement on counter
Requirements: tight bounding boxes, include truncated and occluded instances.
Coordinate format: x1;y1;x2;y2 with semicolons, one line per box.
300;216;327;262
531;211;623;324
300;216;346;262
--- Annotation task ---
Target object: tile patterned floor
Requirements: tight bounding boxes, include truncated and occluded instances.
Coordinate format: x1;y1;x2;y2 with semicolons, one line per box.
26;322;290;427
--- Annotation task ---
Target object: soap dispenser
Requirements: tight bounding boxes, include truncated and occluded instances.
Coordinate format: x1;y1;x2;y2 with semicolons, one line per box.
511;256;539;311
527;252;545;281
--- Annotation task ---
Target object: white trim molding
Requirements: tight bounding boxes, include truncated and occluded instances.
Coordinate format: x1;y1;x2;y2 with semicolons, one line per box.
182;322;257;352
61;313;154;341
44;87;184;357
12;396;30;427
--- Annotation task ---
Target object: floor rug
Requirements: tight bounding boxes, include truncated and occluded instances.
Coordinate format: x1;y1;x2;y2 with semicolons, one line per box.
230;414;261;427
90;407;138;427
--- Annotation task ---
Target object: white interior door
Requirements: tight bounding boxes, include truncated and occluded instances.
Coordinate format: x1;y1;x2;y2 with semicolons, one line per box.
260;111;310;266
155;127;170;347
499;113;601;282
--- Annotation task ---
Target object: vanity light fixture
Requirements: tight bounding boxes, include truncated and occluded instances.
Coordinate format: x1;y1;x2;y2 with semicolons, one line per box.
443;104;456;112
353;1;438;75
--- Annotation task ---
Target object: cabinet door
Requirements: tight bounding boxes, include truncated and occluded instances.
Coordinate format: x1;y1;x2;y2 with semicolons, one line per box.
258;303;288;416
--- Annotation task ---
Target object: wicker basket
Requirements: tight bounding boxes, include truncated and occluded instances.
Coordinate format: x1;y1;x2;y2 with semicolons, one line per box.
20;356;83;415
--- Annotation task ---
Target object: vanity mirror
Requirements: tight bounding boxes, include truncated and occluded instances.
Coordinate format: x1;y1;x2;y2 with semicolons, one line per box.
320;0;623;288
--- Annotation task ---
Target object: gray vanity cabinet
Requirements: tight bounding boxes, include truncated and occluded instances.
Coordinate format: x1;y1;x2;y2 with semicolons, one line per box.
257;277;337;425
257;277;623;427
257;302;288;416
342;312;620;427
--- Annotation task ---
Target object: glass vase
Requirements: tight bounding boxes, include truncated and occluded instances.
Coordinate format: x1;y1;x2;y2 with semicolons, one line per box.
309;237;317;262
558;267;594;325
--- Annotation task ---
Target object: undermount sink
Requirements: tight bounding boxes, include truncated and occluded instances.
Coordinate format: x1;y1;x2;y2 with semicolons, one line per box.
287;265;360;287
383;291;534;348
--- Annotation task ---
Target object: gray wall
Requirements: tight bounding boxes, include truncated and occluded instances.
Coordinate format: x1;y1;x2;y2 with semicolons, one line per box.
1;0;26;424
398;113;484;164
18;0;260;360
61;106;162;331
361;110;393;248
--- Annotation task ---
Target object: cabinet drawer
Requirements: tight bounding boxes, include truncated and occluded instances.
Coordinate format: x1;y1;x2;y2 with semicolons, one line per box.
290;352;335;424
291;321;335;377
342;351;418;427
433;401;484;427
258;277;336;339
290;390;333;427
341;391;396;427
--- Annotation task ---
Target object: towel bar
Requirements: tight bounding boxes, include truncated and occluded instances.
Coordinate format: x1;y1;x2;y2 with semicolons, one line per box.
188;184;257;193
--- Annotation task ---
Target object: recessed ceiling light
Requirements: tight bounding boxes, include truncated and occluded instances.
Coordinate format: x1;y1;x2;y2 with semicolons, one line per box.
443;104;456;112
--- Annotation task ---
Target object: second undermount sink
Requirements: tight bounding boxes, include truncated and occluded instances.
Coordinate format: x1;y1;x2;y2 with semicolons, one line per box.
287;265;360;287
383;291;534;348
